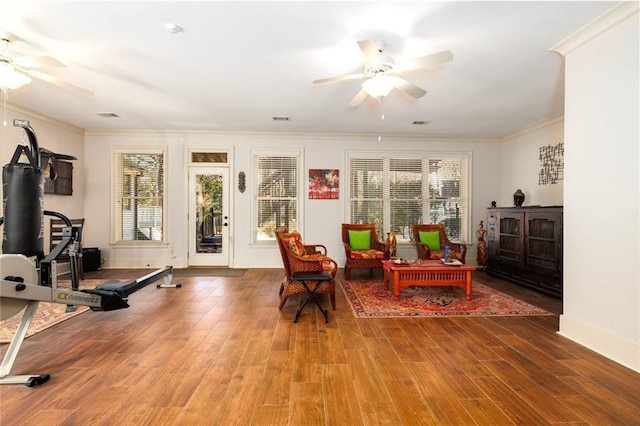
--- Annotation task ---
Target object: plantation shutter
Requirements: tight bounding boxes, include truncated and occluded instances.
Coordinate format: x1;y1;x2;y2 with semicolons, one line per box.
254;154;299;241
347;151;471;243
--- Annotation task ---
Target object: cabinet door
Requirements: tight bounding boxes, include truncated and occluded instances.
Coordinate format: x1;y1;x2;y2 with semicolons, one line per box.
43;159;73;195
487;211;497;258
525;211;562;276
496;211;524;266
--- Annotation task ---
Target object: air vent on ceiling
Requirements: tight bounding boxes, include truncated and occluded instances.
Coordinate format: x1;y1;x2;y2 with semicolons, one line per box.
96;112;120;118
411;120;430;126
272;116;291;121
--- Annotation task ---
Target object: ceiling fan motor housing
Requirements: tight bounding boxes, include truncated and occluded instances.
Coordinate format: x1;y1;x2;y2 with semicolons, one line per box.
364;55;394;76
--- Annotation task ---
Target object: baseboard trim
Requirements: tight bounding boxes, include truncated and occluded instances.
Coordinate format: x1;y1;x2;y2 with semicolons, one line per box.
559;314;639;373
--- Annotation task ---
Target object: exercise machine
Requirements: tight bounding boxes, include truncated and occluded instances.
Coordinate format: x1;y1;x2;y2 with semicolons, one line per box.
0;120;180;387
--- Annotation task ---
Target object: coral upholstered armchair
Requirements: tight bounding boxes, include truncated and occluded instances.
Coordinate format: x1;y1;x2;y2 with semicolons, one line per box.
412;223;467;263
275;227;337;311
341;223;389;279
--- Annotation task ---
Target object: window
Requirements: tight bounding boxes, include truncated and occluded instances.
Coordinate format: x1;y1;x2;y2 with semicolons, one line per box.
347;151;470;242
113;148;166;243
252;150;301;242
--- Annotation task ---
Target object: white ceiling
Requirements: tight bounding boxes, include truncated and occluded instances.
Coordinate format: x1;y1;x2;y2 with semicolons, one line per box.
0;1;615;138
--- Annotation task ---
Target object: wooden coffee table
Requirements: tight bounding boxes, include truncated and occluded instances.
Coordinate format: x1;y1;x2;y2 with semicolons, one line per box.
382;260;475;300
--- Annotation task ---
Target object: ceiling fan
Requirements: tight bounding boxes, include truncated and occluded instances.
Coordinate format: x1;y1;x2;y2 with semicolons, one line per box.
0;31;92;95
313;40;453;106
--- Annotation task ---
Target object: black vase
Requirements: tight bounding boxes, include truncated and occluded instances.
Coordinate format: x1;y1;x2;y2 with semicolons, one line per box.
513;189;525;207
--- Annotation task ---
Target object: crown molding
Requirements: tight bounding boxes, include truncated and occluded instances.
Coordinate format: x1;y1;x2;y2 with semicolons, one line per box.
84;128;499;143
500;114;564;141
550;1;639;56
4;102;85;135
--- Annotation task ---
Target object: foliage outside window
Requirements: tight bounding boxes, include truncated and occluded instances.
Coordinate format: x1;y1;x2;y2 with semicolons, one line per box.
196;173;223;237
253;150;301;242
347;151;470;242
113;148;165;243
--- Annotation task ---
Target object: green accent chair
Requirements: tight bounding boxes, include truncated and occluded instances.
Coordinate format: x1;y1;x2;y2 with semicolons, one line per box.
341;223;388;279
412;223;467;263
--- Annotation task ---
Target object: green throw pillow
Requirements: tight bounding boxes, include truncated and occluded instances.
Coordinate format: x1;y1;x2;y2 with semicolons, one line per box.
348;229;371;250
419;231;441;251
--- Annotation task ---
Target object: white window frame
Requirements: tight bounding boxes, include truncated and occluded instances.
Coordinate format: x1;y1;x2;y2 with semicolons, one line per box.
346;149;472;243
111;146;168;246
250;148;303;244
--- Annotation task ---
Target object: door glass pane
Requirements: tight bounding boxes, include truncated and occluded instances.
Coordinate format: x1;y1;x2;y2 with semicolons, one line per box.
195;173;223;253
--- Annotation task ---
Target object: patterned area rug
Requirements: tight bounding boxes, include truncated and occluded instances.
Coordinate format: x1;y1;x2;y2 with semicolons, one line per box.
340;278;553;318
0;279;107;344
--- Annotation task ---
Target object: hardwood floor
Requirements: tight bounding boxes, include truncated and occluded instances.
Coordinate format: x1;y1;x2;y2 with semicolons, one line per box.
1;268;638;425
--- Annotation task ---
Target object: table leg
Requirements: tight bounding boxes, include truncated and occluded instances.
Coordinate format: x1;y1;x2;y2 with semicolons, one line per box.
393;270;400;299
466;270;472;300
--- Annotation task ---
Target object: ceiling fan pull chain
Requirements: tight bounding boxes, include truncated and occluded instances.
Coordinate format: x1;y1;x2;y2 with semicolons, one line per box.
378;101;384;142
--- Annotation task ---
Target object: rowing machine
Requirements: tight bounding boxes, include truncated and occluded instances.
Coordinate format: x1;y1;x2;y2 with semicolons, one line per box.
0;254;180;387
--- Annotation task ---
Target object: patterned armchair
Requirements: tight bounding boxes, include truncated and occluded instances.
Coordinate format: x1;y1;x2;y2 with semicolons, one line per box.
341;223;389;279
411;223;467;263
275;227;337;311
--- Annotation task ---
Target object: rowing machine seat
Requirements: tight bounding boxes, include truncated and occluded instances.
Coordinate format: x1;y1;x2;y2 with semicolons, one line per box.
95;279;139;298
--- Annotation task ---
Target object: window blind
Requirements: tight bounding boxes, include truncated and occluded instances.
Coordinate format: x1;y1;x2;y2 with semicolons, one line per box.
253;154;299;241
114;150;164;242
348;153;470;242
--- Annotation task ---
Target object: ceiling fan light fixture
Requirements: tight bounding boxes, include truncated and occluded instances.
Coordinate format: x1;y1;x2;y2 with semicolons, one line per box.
362;75;395;100
0;61;31;89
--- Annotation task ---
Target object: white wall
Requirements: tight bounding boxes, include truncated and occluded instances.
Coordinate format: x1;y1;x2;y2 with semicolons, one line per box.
0;105;85;252
500;117;564;207
84;132;502;269
559;12;639;372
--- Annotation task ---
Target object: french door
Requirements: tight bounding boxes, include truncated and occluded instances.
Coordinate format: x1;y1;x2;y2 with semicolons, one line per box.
188;167;230;266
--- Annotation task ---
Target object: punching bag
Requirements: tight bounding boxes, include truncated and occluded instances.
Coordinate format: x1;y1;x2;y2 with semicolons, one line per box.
2;121;44;259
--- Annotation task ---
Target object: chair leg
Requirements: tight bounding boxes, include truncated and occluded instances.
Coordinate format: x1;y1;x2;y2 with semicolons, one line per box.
345;266;351;280
330;293;336;310
278;295;288;310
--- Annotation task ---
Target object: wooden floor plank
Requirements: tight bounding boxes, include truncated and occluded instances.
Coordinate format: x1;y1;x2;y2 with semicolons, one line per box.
255;351;295;406
489;345;582;397
559;375;640;424
289;382;326;425
322;364;365;426
346;349;402;424
383;379;439;425
408;362;477;425
251;405;290;425
1;269;638;425
471;376;550;424
458;398;517;426
481;360;584;423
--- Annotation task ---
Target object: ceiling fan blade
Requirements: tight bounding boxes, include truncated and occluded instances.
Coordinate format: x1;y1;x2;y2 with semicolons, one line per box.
349;89;368;107
26;69;94;97
393;50;454;74
357;40;380;62
394;77;427;99
14;55;65;69
313;73;365;85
